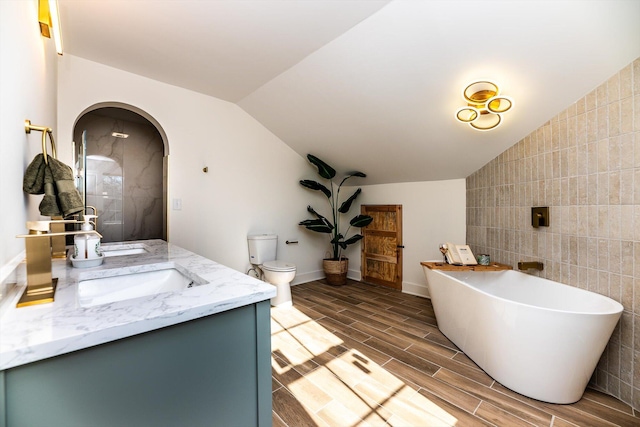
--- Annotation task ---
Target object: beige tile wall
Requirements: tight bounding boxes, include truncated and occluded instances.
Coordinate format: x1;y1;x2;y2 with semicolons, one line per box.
466;58;640;410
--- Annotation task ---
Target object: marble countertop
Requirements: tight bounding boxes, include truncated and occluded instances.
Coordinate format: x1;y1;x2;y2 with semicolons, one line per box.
0;240;276;370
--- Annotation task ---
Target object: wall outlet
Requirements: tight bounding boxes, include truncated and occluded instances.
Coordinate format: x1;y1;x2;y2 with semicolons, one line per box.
172;198;182;210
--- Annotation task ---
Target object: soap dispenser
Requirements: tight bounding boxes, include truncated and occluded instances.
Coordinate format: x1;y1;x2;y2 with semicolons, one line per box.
74;215;101;260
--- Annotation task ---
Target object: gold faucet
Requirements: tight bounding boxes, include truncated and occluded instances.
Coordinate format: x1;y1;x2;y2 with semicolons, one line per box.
517;261;544;271
15;220;102;308
50;216;67;259
48;207;100;259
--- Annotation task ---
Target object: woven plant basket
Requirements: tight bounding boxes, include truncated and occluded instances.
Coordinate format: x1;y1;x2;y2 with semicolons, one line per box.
323;258;348;286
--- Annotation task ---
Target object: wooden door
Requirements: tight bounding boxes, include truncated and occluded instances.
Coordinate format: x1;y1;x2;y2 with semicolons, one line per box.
361;205;403;289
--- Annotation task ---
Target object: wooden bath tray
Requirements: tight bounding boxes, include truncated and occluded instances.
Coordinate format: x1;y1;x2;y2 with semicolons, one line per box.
421;261;512;271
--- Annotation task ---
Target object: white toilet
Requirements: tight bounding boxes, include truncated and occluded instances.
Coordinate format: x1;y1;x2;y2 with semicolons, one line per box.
247;234;296;307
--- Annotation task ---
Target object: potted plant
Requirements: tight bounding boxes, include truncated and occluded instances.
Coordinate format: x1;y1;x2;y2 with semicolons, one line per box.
299;154;373;286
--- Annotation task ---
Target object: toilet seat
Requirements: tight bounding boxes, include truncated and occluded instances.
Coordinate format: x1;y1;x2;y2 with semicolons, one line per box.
262;260;296;272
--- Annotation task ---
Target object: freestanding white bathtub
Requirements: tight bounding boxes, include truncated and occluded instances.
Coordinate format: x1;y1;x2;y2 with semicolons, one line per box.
421;265;623;404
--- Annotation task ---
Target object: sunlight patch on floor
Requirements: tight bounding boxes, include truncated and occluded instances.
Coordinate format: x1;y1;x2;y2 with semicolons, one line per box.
271;305;460;426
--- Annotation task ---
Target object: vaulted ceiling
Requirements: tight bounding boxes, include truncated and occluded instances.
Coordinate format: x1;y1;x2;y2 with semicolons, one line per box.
59;0;640;184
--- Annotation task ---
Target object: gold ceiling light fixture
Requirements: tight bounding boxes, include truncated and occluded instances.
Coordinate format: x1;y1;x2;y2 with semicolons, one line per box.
455;80;513;131
38;0;63;55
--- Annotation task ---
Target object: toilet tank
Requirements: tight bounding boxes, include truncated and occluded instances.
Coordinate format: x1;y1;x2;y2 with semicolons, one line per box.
247;234;277;265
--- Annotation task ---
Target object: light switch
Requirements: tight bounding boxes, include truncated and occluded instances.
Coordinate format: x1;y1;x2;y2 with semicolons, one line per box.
172;198;182;210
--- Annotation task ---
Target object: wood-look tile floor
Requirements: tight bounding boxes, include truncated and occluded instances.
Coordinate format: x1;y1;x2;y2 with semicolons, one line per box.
271;279;640;427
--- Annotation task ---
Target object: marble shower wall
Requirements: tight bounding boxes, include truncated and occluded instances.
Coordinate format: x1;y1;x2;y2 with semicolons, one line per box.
466;58;640;410
74;110;164;242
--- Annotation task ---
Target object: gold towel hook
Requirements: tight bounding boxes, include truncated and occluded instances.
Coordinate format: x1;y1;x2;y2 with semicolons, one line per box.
25;119;57;165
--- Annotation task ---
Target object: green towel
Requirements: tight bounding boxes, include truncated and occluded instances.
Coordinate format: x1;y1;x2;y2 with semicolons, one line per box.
47;156;84;217
23;154;84;217
23;153;46;194
39;165;61;216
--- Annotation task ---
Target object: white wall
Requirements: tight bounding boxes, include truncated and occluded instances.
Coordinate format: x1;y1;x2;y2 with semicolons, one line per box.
351;179;467;297
0;0;58;283
57;55;327;282
0;4;468;293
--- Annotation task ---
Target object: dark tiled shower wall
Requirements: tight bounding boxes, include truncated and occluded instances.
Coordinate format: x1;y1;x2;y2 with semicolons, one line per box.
76;112;164;243
467;58;640;410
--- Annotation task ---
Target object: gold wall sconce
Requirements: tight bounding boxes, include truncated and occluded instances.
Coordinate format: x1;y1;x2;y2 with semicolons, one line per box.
455;80;513;131
39;0;63;55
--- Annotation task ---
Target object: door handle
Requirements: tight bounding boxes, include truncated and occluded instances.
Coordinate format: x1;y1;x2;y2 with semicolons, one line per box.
397;245;405;248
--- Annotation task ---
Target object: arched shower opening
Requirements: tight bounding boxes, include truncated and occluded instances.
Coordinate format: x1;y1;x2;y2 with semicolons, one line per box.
73;103;168;242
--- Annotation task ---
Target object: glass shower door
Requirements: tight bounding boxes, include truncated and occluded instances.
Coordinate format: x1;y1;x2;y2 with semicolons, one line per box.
75;128;125;242
74;130;87;209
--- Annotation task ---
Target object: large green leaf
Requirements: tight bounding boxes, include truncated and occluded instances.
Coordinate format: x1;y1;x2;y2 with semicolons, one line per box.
307;205;331;222
338;188;362;213
350;214;373;228
338;171;367;188
307;154;336;180
300;180;331;198
301;206;334;232
299;218;333;233
343;234;363;245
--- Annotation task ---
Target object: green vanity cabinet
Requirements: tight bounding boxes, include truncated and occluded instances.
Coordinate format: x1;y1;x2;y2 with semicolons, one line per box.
0;300;272;427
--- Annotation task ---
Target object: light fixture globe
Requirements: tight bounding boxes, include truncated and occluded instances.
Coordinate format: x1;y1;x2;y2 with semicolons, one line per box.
455;107;479;123
462;81;498;105
455;80;512;131
469;112;501;131
486;96;513;114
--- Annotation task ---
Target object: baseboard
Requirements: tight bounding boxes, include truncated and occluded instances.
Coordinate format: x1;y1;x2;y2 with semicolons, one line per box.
291;270;324;286
291;270;425;299
290;268;362;286
347;268;361;282
402;280;430;299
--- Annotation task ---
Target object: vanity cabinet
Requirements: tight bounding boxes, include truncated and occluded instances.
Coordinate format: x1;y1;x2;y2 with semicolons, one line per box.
0;301;272;427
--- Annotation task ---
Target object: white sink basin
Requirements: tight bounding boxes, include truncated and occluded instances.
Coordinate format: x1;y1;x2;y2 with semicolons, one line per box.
101;245;148;257
78;268;197;307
